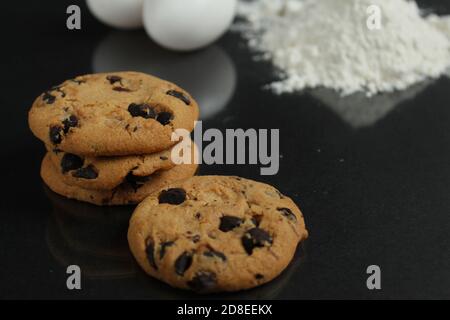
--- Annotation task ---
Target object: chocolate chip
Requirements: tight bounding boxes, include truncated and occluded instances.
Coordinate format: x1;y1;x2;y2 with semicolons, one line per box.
61;153;84;173
166;90;191;106
72;165;98;180
106;75;122;85
159;241;175;260
175;252;192;276
156;112;173;125
62;115;78;133
113;87;131;92
49;126;63;145
43;92;56;104
204;250;226;261
125;172;151;191
219;216;243;232
242;228;273;255
187;272;217;292
145;239;157;270
277;207;297;222
128;103;157;119
159;188;186;205
251;215;262;227
195;213;202;220
192;235;201;243
255;274;264;280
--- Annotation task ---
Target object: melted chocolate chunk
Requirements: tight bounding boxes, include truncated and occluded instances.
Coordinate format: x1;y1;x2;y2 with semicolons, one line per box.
113;87;131;92
156;112;173;125
166;90;191;106
62;115;78;133
49;126;63;145
187;272;217;293
251;215;262;227
125;172;151;191
159;241;175;260
43;92;56;104
277;207;297;222
204;250;226;261
158;188;186;205
175;252;192;276
128;103;157;119
242;228;273;255
61;153;84;173
72;165;98;180
219;216;243;232
145;239;157;270
106;75;122;85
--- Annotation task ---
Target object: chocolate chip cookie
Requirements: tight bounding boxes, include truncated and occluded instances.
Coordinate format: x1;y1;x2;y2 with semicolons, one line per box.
46;136;194;190
41;153;198;206
29;72;199;156
128;176;308;293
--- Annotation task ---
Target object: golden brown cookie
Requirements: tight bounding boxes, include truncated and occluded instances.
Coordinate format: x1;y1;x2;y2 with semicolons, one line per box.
29;72;199;156
128;176;308;293
45;137;194;190
41;153;198;206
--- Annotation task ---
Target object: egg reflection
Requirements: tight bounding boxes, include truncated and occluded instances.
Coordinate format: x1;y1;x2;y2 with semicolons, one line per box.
93;31;237;120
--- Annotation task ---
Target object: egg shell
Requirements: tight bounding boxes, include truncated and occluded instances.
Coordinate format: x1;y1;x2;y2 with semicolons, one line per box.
143;0;237;51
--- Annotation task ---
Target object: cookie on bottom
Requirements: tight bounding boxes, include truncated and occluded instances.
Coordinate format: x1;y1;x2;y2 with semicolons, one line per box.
128;176;308;293
41;153;198;206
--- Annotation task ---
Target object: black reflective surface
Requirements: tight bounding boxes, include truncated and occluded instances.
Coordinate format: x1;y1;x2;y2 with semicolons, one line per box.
0;1;449;299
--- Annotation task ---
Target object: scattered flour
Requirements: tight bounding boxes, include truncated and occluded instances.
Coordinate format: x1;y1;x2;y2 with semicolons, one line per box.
235;0;450;96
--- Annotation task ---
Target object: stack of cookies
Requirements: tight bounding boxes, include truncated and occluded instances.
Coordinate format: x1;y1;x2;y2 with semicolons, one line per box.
29;72;199;205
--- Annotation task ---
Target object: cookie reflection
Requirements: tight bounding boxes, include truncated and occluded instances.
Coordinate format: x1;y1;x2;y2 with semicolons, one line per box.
311;80;432;129
44;186;137;280
93;31;237;120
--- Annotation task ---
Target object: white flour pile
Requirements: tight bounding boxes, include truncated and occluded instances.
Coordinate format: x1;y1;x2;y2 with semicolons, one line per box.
235;0;450;96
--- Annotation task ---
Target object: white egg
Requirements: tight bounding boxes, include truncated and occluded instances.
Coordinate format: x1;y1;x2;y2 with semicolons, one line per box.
86;0;144;29
143;0;237;51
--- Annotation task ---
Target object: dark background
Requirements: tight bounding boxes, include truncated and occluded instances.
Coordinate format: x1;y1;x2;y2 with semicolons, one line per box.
0;0;449;299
